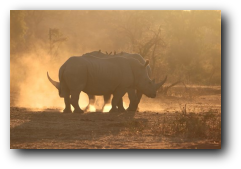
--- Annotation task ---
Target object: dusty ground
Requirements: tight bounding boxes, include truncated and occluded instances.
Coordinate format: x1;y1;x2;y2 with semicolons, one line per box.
10;86;221;149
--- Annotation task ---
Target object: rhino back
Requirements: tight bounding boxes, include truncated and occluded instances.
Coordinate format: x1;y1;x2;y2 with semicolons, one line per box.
61;56;135;95
84;52;152;77
126;53;151;77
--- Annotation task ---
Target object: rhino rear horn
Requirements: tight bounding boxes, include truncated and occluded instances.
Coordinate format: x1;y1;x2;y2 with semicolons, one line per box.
144;60;149;67
47;72;60;90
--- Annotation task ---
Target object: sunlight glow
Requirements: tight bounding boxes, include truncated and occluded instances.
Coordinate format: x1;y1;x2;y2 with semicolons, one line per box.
89;105;96;112
102;104;112;112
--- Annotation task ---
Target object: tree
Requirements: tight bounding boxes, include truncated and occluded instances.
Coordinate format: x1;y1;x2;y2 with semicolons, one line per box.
163;10;221;84
49;28;67;57
113;11;166;79
10;10;27;55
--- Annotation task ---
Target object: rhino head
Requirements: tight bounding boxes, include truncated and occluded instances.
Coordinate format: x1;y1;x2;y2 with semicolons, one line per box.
136;60;157;98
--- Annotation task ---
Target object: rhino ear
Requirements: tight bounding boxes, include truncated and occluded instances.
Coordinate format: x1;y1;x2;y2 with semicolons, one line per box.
144;60;149;67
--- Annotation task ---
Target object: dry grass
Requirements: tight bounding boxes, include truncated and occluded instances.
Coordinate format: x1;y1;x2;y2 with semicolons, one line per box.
121;110;221;142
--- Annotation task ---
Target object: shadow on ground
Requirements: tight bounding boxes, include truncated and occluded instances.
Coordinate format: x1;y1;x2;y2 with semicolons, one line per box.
10;107;144;148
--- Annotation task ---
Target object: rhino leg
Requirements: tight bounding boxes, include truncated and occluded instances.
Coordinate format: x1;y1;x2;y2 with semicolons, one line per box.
85;94;95;112
117;97;126;112
63;94;72;113
101;94;111;112
109;89;126;113
134;90;142;112
127;90;142;112
127;89;137;111
70;91;84;114
61;82;71;113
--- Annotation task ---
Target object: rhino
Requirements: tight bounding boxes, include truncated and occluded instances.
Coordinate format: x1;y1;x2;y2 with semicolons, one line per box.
47;51;157;113
83;51;167;112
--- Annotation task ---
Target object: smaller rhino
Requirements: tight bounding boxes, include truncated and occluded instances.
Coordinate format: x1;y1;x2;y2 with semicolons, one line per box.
83;51;167;112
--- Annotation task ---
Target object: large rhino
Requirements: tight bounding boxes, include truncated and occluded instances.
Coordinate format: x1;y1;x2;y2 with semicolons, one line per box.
83;51;167;112
47;51;157;113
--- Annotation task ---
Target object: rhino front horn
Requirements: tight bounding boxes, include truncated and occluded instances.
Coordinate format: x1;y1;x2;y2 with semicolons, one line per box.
47;72;60;90
155;75;167;90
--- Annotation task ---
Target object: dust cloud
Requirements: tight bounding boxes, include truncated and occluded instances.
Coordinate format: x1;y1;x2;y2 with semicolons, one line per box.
11;49;90;111
10;49;131;112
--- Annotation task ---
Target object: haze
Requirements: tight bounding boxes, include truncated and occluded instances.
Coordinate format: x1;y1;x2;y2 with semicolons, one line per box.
10;10;221;110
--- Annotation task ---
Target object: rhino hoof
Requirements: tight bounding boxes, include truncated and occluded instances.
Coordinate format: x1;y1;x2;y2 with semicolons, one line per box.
63;109;72;113
109;108;118;113
73;109;84;114
118;108;126;112
127;107;139;112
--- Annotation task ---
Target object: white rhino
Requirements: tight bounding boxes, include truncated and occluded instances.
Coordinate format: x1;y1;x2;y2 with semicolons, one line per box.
47;51;157;113
82;51;167;112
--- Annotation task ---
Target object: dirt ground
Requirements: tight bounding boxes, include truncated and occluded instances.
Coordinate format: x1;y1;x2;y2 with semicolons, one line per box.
10;86;221;149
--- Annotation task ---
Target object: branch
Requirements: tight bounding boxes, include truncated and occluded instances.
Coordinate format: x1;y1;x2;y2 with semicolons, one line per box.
167;80;182;89
162;80;182;96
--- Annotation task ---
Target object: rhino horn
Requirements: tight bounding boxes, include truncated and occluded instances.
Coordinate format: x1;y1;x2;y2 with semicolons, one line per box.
47;72;60;90
144;60;149;67
155;75;167;90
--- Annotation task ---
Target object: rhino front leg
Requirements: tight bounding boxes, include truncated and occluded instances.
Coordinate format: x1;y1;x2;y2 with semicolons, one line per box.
127;89;137;111
117;97;126;112
70;91;84;114
109;89;126;113
134;90;143;112
63;94;72;113
127;90;142;112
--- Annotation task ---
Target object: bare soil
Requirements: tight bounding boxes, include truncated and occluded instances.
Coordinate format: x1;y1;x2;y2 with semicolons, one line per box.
10;86;221;149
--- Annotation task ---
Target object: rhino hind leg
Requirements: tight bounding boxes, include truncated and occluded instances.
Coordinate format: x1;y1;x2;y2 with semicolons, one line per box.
70;91;84;114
